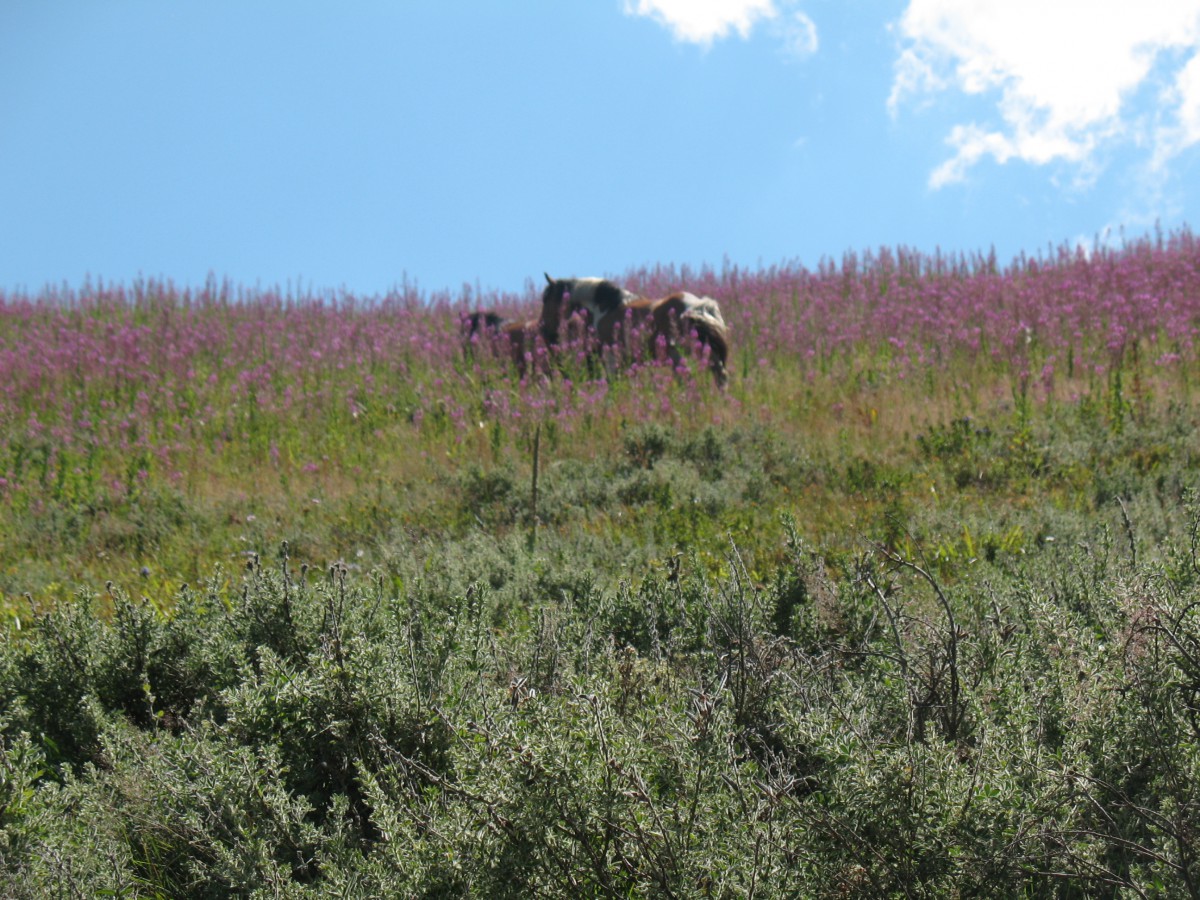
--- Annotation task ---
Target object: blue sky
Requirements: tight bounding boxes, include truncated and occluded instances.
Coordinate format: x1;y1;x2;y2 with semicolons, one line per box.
3;1;1200;298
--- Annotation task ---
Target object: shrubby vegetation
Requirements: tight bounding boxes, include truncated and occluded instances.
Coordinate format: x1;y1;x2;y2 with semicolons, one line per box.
1;230;1200;894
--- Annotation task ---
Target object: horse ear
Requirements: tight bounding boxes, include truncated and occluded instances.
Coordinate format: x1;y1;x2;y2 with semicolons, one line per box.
544;273;554;286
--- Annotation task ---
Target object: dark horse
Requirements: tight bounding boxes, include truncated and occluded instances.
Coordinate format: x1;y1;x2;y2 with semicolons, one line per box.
459;306;567;378
541;274;729;389
461;310;507;341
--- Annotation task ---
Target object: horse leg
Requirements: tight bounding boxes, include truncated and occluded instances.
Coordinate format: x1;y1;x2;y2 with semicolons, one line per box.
649;300;686;375
501;325;527;379
591;312;623;380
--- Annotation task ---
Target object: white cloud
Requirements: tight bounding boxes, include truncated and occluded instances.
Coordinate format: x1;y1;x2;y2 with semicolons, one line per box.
1154;50;1200;167
621;0;819;65
621;0;778;45
888;48;946;113
775;10;819;60
891;0;1200;187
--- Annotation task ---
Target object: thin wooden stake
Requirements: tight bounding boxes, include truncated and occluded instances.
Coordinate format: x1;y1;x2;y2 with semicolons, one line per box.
528;423;541;552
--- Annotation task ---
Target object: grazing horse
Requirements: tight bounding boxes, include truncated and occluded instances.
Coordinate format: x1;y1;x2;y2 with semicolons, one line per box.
541;275;729;389
459;308;560;378
462;309;507;342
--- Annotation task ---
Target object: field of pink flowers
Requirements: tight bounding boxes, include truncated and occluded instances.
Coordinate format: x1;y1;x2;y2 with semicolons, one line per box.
2;227;1200;604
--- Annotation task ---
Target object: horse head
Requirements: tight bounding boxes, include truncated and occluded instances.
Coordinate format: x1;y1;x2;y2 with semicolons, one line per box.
541;273;573;344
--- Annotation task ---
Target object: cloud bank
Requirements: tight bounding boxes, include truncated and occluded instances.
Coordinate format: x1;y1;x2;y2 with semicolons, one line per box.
889;0;1200;188
622;0;817;57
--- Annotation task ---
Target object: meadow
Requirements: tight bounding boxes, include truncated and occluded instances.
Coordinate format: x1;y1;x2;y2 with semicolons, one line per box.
1;228;1200;895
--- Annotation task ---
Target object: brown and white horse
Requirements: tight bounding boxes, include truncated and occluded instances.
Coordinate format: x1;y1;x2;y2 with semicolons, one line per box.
541;275;729;388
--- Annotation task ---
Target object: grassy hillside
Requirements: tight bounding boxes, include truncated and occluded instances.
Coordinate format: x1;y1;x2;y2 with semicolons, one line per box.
1;230;1200;895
